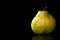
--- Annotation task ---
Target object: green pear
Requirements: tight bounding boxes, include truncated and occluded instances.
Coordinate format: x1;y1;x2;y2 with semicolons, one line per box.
31;10;56;34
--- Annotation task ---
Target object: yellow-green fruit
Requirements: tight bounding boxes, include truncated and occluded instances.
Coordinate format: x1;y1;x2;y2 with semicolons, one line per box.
31;10;56;34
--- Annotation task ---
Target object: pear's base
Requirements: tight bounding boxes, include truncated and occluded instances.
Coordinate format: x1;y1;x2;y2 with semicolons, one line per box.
32;30;54;35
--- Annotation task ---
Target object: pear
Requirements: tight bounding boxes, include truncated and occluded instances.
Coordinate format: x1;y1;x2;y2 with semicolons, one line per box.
31;10;56;34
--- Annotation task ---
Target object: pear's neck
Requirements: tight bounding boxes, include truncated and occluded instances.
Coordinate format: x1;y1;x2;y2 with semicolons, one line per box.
36;11;49;17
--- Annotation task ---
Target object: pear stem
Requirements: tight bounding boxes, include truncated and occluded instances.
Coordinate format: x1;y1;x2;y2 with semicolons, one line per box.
42;6;48;11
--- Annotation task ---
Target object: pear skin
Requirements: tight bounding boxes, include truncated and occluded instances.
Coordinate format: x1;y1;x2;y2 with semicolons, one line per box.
31;10;56;34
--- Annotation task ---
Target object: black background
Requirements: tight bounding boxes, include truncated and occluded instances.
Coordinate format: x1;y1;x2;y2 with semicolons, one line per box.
2;0;60;39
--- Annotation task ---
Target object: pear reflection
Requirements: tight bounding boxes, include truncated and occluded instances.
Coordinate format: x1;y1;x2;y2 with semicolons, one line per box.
32;35;54;40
